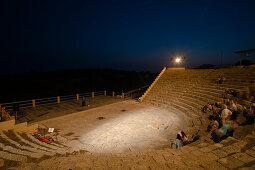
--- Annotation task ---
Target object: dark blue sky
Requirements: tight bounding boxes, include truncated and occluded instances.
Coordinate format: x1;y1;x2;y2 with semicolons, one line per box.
1;0;255;74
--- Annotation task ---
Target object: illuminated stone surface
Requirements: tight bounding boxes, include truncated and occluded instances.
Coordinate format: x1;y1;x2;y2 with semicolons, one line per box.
38;100;186;152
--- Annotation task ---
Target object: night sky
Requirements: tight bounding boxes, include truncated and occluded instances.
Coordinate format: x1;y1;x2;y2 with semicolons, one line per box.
2;0;255;75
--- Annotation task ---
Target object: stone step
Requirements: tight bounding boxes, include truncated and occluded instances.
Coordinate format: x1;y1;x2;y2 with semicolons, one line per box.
24;133;75;154
0;150;27;163
0;142;43;159
12;131;56;156
0;131;46;158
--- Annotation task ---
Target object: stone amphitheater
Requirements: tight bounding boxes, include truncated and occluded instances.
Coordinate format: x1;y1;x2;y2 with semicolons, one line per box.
0;66;255;170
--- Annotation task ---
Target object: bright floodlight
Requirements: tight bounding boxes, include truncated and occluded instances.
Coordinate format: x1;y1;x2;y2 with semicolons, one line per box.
175;57;181;63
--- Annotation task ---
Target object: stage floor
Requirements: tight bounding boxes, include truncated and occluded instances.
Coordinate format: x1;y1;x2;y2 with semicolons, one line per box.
38;100;186;153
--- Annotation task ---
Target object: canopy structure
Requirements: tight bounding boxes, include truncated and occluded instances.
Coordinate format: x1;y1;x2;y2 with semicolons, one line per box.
235;48;255;65
235;48;255;56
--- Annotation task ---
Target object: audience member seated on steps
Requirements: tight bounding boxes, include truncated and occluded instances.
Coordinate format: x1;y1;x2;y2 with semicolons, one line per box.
228;100;238;120
207;120;220;132
178;131;200;145
202;104;209;113
179;131;189;145
210;124;234;143
225;99;231;107
208;110;222;127
176;134;184;148
215;101;222;108
224;88;230;99
221;105;232;124
217;75;226;84
231;89;238;97
224;88;238;98
202;103;213;113
240;105;255;125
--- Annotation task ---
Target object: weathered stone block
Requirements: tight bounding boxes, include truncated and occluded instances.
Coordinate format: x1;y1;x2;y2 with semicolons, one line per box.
222;145;241;155
201;152;219;162
0;120;15;130
218;156;245;169
13;122;28;132
200;160;227;170
212;149;228;159
231;140;247;149
238;167;254;170
0;159;4;167
26;123;38;133
246;149;255;158
231;153;255;163
191;150;204;157
196;143;209;148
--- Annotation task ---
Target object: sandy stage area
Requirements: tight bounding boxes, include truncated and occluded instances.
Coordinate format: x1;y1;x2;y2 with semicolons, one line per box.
38;100;186;153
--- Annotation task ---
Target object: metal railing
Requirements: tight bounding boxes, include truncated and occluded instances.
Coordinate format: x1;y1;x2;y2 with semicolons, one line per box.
0;91;105;111
0;87;149;111
124;85;150;99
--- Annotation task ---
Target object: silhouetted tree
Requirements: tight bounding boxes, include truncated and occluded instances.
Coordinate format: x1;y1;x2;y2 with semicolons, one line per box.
234;59;253;66
194;64;215;69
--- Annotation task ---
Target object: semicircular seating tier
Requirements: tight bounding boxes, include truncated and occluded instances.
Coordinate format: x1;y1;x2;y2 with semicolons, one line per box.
142;67;255;136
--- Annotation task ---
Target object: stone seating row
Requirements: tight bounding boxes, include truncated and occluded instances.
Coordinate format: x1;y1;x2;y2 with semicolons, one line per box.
14;132;255;169
149;87;222;104
143;98;208;139
142;68;255;143
0;130;83;167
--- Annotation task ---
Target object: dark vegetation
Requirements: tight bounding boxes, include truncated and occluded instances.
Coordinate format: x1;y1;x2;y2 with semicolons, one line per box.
194;59;254;69
0;69;157;103
234;59;253;66
194;64;215;69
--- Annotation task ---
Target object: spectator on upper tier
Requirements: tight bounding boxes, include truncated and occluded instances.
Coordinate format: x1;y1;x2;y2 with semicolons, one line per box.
217;75;226;84
230;89;238;97
241;105;255;125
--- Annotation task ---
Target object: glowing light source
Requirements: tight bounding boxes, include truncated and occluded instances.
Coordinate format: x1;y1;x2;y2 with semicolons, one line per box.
175;57;181;63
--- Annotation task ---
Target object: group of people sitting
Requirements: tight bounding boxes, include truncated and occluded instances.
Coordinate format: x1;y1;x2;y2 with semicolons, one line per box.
205;98;255;143
217;75;226;84
172;89;255;148
224;88;238;98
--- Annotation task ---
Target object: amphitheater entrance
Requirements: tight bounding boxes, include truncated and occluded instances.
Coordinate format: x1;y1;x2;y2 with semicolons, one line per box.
38;100;186;153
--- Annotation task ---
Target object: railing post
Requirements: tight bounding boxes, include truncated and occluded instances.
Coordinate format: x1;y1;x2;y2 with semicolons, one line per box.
112;91;115;97
32;99;36;108
92;92;94;99
122;92;124;99
76;94;79;101
57;96;60;104
104;90;106;96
